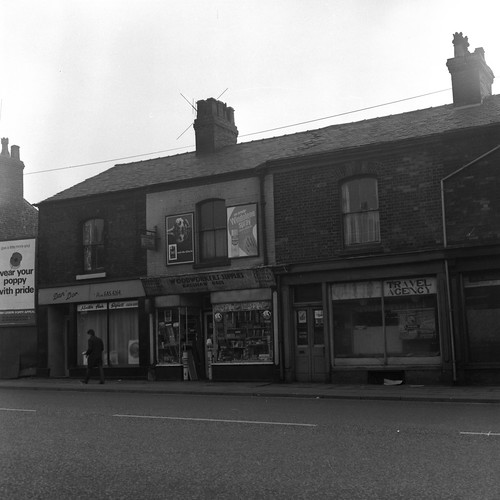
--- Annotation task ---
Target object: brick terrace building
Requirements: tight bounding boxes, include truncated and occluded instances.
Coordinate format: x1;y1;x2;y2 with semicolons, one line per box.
0;138;38;378
37;33;500;384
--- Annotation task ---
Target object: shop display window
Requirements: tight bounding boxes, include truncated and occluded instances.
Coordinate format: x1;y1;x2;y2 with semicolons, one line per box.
77;301;139;366
156;307;199;365
464;281;500;363
214;304;273;363
332;278;440;358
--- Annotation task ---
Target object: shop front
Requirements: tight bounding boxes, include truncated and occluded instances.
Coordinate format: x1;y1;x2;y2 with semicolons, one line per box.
282;264;451;385
330;277;442;383
456;263;500;384
38;280;148;378
142;267;278;382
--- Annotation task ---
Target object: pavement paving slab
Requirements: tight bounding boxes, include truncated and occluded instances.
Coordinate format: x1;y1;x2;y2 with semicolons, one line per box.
1;377;500;404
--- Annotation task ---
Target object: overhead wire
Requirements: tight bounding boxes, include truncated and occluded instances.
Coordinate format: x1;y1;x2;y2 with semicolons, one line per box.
24;88;451;176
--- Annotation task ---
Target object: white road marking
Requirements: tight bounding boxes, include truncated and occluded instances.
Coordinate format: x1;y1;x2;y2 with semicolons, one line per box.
460;431;500;436
0;408;36;413
113;414;317;427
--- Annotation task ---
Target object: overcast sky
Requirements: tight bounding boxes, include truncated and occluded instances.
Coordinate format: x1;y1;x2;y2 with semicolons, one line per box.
1;0;498;205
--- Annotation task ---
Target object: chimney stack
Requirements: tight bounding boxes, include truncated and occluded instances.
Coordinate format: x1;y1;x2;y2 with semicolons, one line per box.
0;138;25;205
193;98;238;154
446;32;494;107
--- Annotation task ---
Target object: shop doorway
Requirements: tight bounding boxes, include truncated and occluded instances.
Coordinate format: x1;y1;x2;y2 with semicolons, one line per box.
294;307;327;382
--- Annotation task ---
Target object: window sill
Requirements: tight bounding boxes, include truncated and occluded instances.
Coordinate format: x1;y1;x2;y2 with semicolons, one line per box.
76;272;107;280
338;243;384;256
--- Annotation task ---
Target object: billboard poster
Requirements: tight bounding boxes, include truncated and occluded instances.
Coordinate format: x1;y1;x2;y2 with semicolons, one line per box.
227;204;258;258
166;213;194;265
0;239;36;325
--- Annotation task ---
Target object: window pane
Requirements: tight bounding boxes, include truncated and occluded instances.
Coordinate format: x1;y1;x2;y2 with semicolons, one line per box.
361;179;378;210
83;246;92;271
343;211;380;245
313;309;324;345
83;221;92;245
384;296;440;357
201;231;215;259
213;200;226;228
93;219;104;243
342;178;378;213
465;285;500;362
200;203;214;230
109;308;139;365
95;244;105;269
333;299;384;357
215;228;227;257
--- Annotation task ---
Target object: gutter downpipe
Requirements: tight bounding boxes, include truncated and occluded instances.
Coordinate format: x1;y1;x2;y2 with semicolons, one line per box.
440;143;500;384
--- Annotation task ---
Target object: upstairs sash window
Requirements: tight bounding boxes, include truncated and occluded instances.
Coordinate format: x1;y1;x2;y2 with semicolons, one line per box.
199;199;227;262
341;178;380;246
83;219;104;272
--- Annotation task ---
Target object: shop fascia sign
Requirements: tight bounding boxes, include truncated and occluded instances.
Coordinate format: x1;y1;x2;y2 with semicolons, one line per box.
142;267;276;295
332;277;436;300
383;278;436;296
39;280;145;305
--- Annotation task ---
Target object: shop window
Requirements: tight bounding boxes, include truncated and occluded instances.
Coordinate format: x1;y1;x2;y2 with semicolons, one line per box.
83;219;104;272
213;304;273;363
77;301;139;366
198;199;227;262
156;307;199;365
341;178;380;246
464;282;500;363
332;278;440;358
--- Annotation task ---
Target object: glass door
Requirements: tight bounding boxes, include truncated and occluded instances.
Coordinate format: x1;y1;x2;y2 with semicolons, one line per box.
294;307;326;382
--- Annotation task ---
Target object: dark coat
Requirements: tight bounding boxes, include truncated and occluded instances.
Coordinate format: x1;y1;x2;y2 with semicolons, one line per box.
85;334;104;367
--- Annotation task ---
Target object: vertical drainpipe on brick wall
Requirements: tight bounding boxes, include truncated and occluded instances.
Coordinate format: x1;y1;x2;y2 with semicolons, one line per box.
440;143;500;384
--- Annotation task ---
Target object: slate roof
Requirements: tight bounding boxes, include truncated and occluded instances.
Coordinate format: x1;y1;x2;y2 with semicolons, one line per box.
41;94;500;204
0;200;38;240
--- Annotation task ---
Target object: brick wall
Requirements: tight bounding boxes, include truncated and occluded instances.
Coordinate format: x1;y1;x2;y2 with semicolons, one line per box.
273;131;500;265
444;148;500;245
38;191;146;285
147;176;264;276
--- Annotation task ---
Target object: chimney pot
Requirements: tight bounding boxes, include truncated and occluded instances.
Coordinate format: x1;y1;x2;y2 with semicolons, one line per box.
1;137;9;156
11;145;20;161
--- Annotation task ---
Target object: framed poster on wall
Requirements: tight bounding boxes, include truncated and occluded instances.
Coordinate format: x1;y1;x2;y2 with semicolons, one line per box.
227;203;258;258
166;213;194;265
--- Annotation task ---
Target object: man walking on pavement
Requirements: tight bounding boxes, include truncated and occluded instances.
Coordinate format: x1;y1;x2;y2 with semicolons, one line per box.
82;329;105;384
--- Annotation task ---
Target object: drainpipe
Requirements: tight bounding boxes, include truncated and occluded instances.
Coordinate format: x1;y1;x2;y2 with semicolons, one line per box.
259;169;268;266
440;143;500;384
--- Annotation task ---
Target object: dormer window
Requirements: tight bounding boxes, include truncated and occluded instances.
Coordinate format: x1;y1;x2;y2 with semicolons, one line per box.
341;177;380;246
83;219;104;272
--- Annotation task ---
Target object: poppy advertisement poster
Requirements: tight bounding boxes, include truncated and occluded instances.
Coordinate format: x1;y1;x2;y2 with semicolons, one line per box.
0;239;36;325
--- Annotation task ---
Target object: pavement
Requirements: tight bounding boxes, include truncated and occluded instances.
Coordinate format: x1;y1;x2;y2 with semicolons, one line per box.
1;377;500;404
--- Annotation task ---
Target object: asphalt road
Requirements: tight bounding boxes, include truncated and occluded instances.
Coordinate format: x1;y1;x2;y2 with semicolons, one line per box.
0;389;499;499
